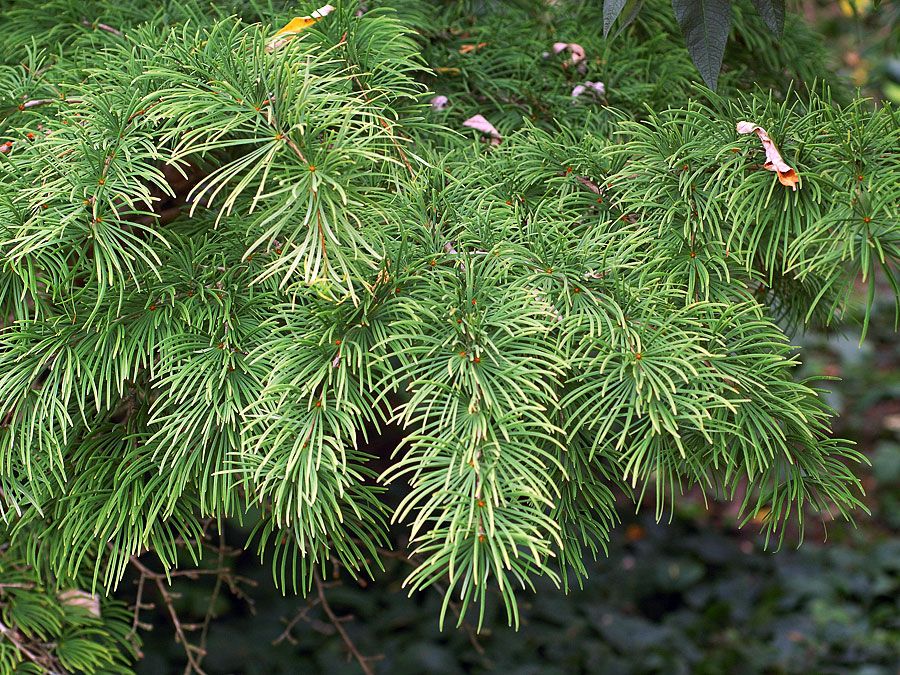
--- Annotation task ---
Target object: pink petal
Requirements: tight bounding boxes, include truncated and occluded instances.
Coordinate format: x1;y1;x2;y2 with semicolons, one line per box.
463;114;502;145
572;81;605;98
568;43;586;64
552;42;586;65
430;95;449;110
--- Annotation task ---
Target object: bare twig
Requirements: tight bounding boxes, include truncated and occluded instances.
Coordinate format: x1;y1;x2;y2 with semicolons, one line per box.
128;555;208;675
81;19;124;37
313;572;377;675
0;620;64;675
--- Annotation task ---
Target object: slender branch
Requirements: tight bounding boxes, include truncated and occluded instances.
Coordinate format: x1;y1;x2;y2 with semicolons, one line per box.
81;19;124;37
313;572;376;675
0;620;64;675
128;556;207;675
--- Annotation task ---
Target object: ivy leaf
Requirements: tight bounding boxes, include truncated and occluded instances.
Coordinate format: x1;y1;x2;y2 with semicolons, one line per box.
751;0;785;36
672;0;733;90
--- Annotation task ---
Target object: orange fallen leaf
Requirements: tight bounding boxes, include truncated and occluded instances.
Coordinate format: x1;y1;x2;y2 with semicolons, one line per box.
459;42;488;55
736;121;800;191
266;4;335;52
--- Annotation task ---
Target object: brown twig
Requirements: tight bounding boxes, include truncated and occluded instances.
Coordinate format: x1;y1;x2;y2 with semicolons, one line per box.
313;572;377;675
129;555;208;674
81;19;124;38
0;620;64;674
272;597;329;645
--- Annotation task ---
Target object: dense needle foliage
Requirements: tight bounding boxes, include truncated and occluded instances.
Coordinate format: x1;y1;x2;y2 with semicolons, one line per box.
0;0;897;670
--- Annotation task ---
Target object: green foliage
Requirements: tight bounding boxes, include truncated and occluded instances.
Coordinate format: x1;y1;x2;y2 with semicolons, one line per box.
0;550;137;673
0;0;896;668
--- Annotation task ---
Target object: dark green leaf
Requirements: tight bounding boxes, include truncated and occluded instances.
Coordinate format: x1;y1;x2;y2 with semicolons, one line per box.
672;0;733;90
603;0;629;37
751;0;785;36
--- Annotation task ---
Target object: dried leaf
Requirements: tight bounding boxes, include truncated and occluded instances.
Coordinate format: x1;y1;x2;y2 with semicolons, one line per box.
58;589;101;618
266;4;335;52
576;176;601;193
736;121;800;190
463;114;501;146
430;95;449;110
459;42;488;55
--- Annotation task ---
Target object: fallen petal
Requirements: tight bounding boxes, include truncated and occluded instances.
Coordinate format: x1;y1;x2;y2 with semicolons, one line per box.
463;114;502;145
572;81;605;99
430;95;449;110
552;42;586;65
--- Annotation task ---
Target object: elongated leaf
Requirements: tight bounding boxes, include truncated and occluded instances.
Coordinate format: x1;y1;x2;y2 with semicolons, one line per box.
751;0;785;36
672;0;733;90
603;0;629;37
604;0;644;38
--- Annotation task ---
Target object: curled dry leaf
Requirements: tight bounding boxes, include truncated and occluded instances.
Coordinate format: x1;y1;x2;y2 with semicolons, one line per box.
58;589;101;618
736;120;800;191
430;95;449;110
266;4;335;52
572;81;605;99
463;114;502;145
459;42;488;55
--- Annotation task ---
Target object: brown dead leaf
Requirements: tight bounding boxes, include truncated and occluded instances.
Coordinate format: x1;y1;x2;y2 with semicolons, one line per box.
736;121;800;191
